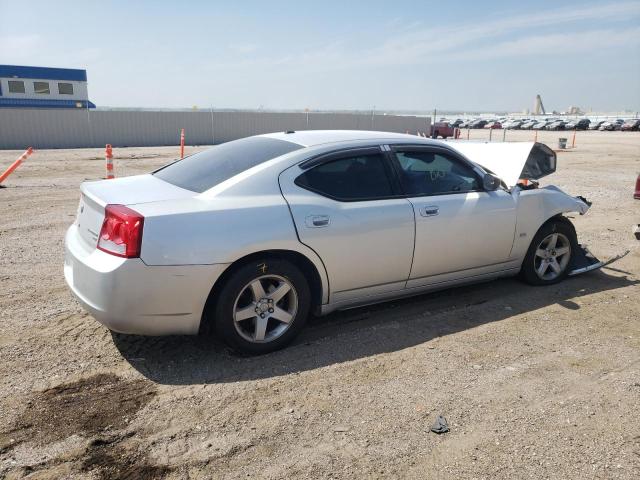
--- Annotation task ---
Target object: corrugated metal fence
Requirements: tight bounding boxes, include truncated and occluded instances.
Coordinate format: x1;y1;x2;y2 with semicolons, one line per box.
0;109;430;149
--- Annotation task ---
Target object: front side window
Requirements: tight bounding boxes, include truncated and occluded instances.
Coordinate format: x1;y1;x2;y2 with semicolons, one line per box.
394;150;480;196
58;82;73;95
34;81;50;94
8;80;25;93
296;153;394;201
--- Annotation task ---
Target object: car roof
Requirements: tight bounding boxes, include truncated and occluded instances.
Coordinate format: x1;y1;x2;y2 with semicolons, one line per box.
259;130;427;148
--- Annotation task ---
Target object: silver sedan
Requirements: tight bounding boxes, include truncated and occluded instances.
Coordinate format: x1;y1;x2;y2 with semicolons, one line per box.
65;130;596;354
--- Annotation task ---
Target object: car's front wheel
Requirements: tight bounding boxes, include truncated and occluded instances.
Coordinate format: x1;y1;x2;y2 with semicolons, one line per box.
520;219;577;286
213;258;310;354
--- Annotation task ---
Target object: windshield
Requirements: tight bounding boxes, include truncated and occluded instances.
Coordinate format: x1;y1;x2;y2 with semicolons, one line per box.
154;136;303;193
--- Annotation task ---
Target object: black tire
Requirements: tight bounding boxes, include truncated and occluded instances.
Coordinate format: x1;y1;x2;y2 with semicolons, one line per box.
520;218;578;286
212;258;310;354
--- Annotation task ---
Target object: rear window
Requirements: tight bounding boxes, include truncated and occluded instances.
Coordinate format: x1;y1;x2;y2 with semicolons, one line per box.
154;136;303;193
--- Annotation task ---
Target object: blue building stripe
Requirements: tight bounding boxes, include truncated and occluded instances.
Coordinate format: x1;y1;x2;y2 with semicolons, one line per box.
0;98;96;108
0;65;87;82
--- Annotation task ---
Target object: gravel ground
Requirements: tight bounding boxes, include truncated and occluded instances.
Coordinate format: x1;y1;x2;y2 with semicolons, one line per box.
0;130;639;479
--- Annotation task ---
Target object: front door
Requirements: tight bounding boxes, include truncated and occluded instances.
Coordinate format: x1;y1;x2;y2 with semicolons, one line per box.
279;147;415;303
390;146;517;287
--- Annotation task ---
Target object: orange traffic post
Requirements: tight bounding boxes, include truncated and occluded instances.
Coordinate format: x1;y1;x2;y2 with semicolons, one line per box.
180;128;185;159
105;144;114;179
0;147;34;185
571;129;576;148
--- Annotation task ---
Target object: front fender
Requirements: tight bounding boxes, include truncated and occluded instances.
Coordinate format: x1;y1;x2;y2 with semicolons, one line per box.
509;185;590;260
537;185;590;217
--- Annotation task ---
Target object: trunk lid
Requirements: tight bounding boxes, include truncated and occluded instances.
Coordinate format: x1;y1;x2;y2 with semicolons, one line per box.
75;174;194;249
448;141;556;188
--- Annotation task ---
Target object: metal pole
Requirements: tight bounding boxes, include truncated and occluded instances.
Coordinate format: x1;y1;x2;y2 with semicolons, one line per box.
502;128;506;142
210;106;215;145
432;109;437;138
86;105;94;148
489;128;493;142
371;105;375;129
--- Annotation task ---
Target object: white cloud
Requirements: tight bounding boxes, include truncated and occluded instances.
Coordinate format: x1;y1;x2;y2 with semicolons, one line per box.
201;1;640;73
448;26;640;61
0;34;41;62
228;43;259;54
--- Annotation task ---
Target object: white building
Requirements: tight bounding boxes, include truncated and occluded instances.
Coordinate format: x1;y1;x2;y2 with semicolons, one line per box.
0;65;95;109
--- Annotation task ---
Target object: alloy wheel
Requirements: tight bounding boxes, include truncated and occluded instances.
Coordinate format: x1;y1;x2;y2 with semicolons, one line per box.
232;275;298;343
533;232;571;281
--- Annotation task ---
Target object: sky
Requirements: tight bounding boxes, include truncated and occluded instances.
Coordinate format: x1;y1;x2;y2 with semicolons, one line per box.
1;0;639;112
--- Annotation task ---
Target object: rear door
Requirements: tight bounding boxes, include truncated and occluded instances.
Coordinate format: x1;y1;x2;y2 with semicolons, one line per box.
390;145;517;287
279;147;415;303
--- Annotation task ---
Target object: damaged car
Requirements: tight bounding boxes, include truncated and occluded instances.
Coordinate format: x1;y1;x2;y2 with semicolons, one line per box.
64;130;607;354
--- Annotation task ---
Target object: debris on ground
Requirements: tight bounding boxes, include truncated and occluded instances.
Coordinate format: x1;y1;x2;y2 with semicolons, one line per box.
430;415;449;434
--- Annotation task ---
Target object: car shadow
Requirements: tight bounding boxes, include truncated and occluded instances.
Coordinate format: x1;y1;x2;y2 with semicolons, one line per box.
112;269;637;385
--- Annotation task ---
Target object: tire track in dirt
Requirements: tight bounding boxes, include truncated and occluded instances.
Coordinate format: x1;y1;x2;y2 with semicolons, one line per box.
0;373;169;479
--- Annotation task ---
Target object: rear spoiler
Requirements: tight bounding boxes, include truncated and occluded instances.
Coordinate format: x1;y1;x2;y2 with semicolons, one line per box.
448;141;556;188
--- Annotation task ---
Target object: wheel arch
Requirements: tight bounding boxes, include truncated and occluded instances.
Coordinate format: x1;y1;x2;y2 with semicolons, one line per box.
200;249;326;334
523;213;577;260
538;212;576;233
518;213;578;284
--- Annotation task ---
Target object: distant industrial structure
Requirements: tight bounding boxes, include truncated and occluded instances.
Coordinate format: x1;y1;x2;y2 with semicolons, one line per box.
534;94;546;115
0;65;95;109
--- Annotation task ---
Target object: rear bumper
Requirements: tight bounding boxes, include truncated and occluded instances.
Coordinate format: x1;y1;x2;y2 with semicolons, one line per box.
64;225;229;335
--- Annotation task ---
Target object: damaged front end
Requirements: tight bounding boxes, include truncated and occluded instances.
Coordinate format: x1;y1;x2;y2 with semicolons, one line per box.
448;140;625;277
569;246;628;276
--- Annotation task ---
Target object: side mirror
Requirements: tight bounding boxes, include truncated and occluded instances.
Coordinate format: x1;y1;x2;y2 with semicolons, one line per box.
483;173;502;191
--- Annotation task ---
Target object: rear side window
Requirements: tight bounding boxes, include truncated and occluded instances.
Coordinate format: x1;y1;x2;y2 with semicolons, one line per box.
295;153;394;201
154;136;302;193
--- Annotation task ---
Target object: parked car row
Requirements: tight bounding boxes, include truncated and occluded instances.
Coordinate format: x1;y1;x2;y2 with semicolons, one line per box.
593;119;640;131
440;117;640;132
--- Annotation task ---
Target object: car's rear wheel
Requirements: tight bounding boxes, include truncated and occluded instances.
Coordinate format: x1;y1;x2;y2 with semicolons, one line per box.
213;258;310;354
520;219;577;286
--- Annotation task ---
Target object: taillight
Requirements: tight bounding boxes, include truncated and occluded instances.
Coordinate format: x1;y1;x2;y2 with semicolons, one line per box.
635;175;640;200
97;204;144;258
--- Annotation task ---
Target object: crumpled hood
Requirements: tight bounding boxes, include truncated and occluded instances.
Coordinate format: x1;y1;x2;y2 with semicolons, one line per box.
448;141;556;187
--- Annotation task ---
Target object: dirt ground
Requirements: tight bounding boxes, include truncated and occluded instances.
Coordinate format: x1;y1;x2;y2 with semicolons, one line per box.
0;129;639;479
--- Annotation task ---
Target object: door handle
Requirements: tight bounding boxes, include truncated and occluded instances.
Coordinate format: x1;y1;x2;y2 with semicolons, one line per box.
305;214;330;228
420;206;439;217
